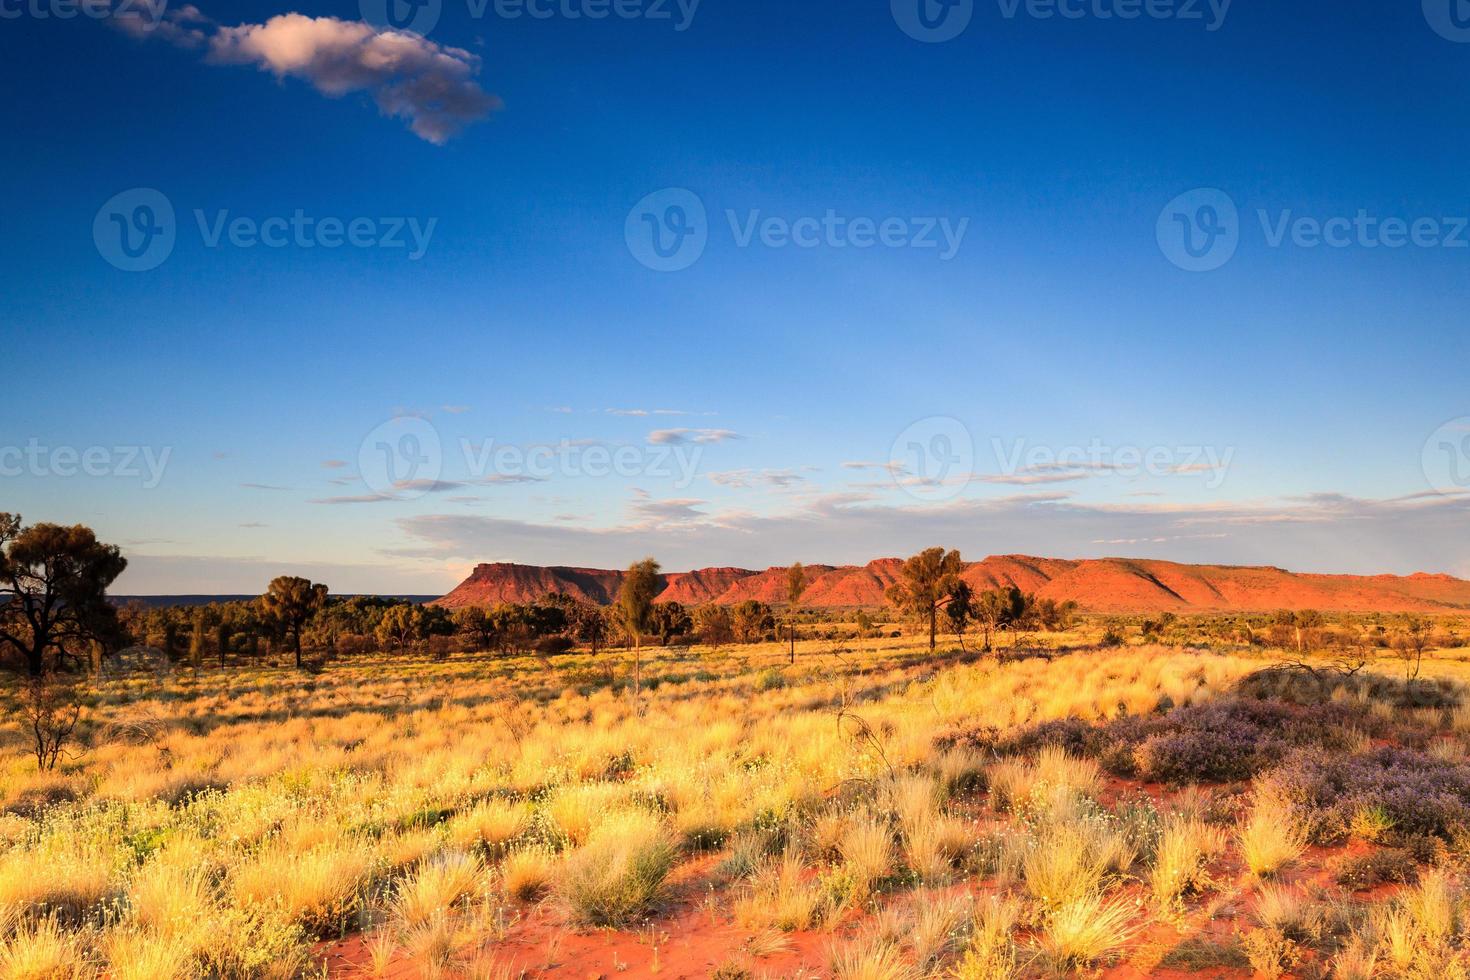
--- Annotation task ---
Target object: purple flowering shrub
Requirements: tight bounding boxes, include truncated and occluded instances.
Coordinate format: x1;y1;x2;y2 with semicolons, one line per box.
1260;746;1470;843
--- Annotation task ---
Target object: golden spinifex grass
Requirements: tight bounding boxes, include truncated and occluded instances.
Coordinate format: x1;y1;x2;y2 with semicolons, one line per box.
0;634;1442;975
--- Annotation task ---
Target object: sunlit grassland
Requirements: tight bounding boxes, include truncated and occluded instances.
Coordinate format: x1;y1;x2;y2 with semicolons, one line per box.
5;629;1468;976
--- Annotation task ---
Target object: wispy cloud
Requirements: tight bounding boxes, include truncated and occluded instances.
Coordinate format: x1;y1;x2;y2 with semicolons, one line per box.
241;482;292;491
390;489;1470;580
708;468;805;489
648;428;741;445
309;492;397;504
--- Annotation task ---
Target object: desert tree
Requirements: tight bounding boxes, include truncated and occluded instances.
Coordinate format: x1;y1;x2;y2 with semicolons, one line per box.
618;558;662;703
22;673;84;772
260;575;328;669
452;605;493;651
0;513;127;677
885;547;964;652
1395;615;1432;683
569;602;608;656
732;600;774;643
376;603;427;651
650;601;692;646
944;580;973;652
973;586;1026;652
694;604;734;647
786;562;808;664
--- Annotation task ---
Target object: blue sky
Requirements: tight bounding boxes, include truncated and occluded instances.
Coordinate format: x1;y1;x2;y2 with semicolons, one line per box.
3;0;1470;593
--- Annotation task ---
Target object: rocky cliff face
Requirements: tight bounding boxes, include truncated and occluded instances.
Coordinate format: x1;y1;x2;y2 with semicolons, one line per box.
434;555;1470;613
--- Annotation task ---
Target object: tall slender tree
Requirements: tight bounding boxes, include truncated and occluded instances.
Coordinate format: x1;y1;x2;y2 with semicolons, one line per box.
945;580;973;652
785;562;807;664
885;547;964;652
618;558;661;703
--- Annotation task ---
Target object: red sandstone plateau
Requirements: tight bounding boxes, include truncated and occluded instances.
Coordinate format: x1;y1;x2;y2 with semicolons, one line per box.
434;555;1470;613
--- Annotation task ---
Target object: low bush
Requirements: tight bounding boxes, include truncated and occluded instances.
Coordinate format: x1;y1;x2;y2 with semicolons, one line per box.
993;695;1380;786
1334;848;1418;890
1259;746;1470;843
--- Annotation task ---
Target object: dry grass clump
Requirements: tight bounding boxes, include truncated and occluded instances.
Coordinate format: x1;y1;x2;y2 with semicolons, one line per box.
500;845;555;902
231;840;373;936
0;841;116;924
734;852;829;932
1237;795;1308;878
839;815;896;900
1039;891;1140;972
1148;814;1224;909
393;851;483;927
1253;884;1311;937
0;915;93;980
827;936;917;980
555;809;678;926
102;926;199;980
952;894;1022;980
1018;806;1134;910
987;747;1101;815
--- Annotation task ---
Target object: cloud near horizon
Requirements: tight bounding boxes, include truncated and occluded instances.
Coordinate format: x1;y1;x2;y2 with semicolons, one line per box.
111;488;1470;593
115;6;497;143
383;488;1470;582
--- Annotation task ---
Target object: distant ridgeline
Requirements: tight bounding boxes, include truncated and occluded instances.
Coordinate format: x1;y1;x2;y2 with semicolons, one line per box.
113;595;442;609
432;556;1470;614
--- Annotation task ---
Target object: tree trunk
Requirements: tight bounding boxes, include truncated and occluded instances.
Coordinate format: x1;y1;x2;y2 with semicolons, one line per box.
632;635;642;707
293;630;303;670
789;620;796;664
928;605;937;652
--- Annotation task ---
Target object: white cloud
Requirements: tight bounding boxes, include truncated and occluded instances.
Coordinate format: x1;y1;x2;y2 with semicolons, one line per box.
207;15;498;143
648;428;741;445
115;8;497;143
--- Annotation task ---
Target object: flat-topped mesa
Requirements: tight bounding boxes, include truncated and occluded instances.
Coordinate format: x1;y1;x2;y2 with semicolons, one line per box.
433;556;1470;613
